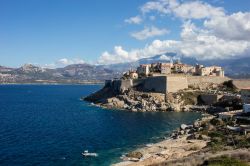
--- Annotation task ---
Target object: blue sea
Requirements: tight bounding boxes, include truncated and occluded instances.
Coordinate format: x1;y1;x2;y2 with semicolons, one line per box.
0;85;200;166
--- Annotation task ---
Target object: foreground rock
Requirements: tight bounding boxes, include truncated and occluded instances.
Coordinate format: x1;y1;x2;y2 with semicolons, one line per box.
113;115;250;166
84;80;241;112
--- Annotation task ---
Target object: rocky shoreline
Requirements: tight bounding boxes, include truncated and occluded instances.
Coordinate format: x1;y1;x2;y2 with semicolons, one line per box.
113;114;250;166
84;80;250;165
112;114;211;166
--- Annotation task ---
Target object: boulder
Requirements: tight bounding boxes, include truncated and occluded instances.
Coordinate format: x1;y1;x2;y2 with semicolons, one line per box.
131;108;137;112
180;124;188;130
126;151;143;159
193;121;200;128
186;134;199;140
180;130;185;135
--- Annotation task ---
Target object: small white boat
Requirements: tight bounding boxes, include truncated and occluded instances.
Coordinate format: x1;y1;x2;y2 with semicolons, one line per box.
82;150;98;157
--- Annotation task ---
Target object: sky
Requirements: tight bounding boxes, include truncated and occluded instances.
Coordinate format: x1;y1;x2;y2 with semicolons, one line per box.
0;0;250;68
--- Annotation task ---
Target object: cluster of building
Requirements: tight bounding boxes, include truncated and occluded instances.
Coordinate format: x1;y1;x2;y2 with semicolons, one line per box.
123;60;224;79
242;88;250;113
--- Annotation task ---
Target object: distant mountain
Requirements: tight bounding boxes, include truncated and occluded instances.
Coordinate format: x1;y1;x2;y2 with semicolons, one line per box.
1;53;250;83
0;64;121;84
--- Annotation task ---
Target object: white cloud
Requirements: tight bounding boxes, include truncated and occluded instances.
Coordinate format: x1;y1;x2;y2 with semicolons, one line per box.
179;21;250;60
98;19;250;64
159;54;171;60
42;58;85;68
140;0;225;19
172;1;225;19
131;26;169;40
204;12;250;40
141;0;175;14
98;40;179;64
57;58;85;65
43;63;56;69
124;15;143;24
98;0;250;65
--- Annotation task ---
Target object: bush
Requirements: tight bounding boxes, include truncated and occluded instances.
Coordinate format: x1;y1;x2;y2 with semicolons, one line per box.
205;156;249;166
210;118;224;126
222;80;238;92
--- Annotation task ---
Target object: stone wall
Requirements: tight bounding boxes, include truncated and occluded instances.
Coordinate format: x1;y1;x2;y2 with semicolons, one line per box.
105;75;231;95
187;76;230;86
105;79;133;93
167;76;188;93
140;76;189;93
143;76;167;93
199;94;223;105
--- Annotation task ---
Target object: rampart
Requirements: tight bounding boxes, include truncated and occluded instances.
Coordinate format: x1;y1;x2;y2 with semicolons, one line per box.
167;76;188;93
187;76;230;86
105;75;231;95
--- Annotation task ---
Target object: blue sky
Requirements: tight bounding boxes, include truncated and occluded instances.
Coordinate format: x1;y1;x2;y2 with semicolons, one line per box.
0;0;250;67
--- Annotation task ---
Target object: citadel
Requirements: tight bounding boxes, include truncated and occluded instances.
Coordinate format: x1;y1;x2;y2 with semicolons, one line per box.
110;60;227;94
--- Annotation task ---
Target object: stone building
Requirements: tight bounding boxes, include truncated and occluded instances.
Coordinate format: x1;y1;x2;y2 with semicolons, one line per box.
137;61;224;78
160;63;172;74
137;64;150;77
195;64;224;77
241;88;250;113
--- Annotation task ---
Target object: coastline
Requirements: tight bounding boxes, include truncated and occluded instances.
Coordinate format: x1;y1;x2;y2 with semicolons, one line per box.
83;79;250;165
0;82;104;85
111;111;250;166
112;114;209;166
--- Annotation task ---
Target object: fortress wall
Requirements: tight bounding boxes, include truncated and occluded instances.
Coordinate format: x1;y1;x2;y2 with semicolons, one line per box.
133;78;145;87
108;79;133;93
166;76;188;92
187;76;230;86
143;76;167;93
107;75;231;95
112;79;122;93
232;79;250;89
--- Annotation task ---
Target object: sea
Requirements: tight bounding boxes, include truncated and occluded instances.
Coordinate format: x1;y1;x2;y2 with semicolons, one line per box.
0;84;201;166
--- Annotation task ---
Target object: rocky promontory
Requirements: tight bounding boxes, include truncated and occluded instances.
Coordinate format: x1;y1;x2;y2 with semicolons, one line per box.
84;80;241;112
113;115;250;166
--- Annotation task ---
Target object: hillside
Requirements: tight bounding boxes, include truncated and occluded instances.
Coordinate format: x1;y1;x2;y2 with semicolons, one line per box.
0;64;121;84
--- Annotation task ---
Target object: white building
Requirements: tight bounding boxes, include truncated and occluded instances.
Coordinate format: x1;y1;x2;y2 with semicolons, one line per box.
241;88;250;113
137;64;150;77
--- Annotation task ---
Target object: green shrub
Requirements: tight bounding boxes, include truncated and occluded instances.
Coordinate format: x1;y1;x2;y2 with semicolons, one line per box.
206;156;248;166
210;118;224;126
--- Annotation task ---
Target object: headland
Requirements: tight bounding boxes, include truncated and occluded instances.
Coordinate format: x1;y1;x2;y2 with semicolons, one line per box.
84;60;250;165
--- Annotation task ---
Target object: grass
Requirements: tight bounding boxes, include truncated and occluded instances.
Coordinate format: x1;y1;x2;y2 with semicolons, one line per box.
205;156;249;166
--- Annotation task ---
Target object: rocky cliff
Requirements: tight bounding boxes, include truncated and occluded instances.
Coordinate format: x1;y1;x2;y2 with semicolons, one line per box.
84;80;241;112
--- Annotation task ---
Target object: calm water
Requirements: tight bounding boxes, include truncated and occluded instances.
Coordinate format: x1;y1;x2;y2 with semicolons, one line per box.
0;85;200;166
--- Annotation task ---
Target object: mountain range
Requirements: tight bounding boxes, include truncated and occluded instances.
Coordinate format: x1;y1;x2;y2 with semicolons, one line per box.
0;63;120;84
0;53;250;83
